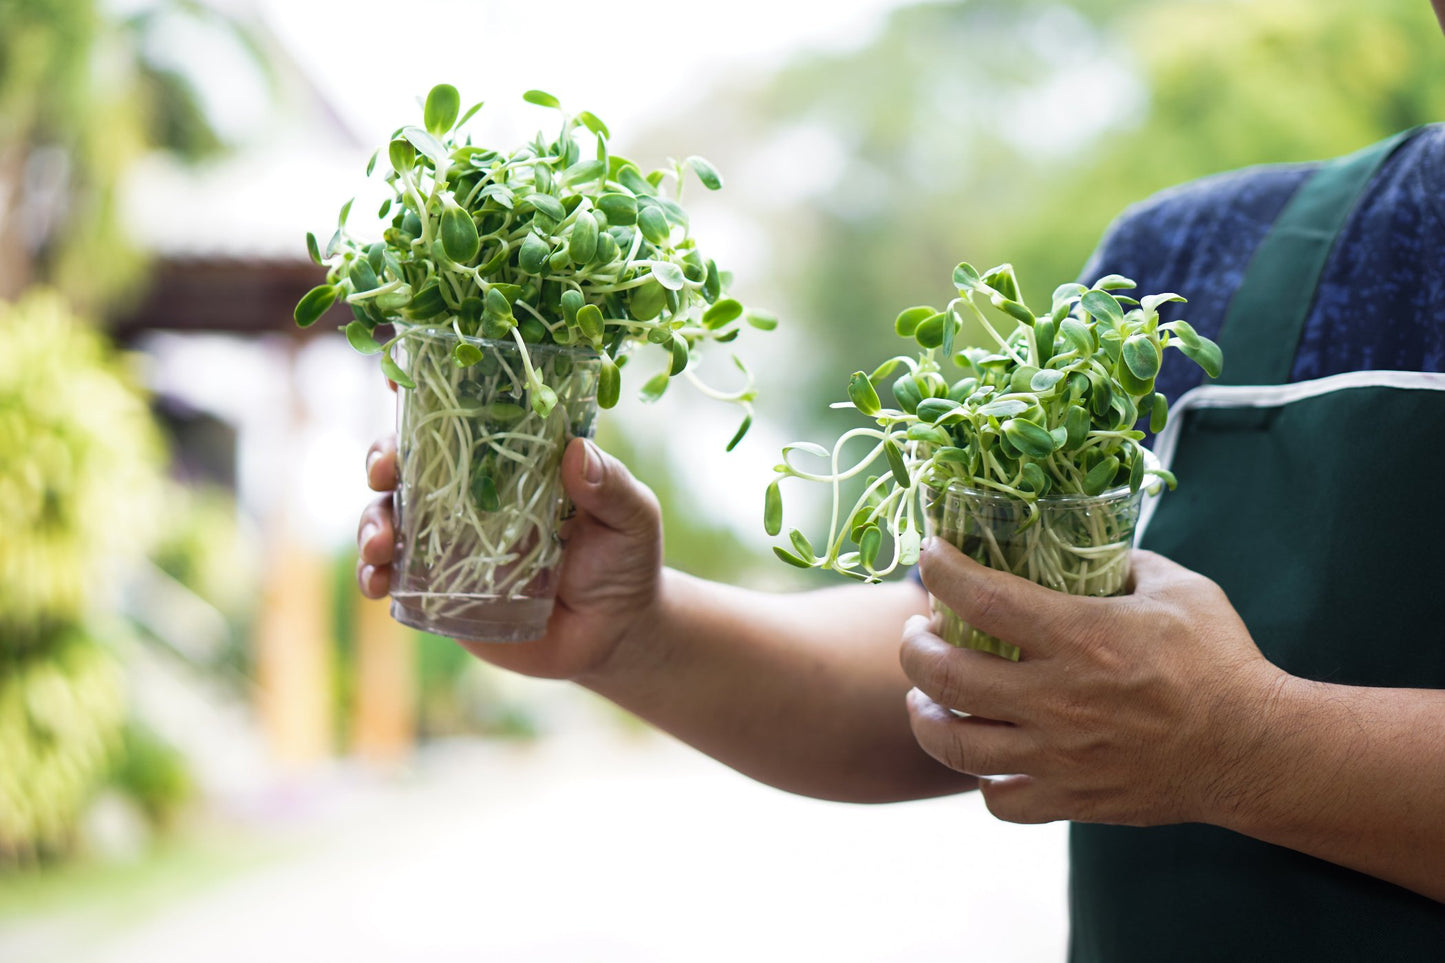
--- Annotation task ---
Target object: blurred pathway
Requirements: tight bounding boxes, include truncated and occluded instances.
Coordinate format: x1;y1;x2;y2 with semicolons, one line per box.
3;729;1068;962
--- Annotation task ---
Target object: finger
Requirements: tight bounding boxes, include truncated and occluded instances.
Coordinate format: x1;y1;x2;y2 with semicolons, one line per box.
976;774;1062;825
357;495;395;566
560;438;661;538
906;688;1032;778
356;560;391;599
898;615;1027;722
366;436;398;492
919;537;1090;657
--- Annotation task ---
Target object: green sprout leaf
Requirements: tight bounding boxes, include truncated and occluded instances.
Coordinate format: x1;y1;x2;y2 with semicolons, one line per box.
915;398;960;423
1092;274;1136;291
452;341;483;367
703;299;743;330
402;126;449;168
424;84;461;136
457;100;485;127
746;311;779;331
522;89;561;109
576;303;605;342
294;284;339;328
471;472;501;512
380;351;415;390
530;382;558;418
440;201;480;263
1081;290;1124;326
726;413;752;452
789;528;816;562
764;480;783;535
848;371;881;416
650;260;686;291
669;333;690;375
578;110;610;139
977;398;1029;419
883;437;910;487
1002;418;1056;458
519;233;550;274
597;192;637;225
1176;336;1224;379
1142;292;1187;316
345;321;383;354
686;155;723;190
640;371;670;403
858;525;883;570
894;305;934;338
1059;318;1093;356
598;355;621;409
913;312;950;349
617;164;657;197
1122;334;1162;380
568;210;599;263
638;206;670;245
772;546;814;570
1149;392;1169;433
1083;455;1121;496
389;138;416;174
952;261;982;290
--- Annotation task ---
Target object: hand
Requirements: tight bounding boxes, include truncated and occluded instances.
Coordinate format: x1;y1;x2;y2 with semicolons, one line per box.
357;435;664;681
900;539;1287;828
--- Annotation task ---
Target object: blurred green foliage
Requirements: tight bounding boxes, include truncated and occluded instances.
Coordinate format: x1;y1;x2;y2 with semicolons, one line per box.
0;292;166;863
0;0;271;311
109;721;195;832
658;0;1443;422
0;292;165;645
0;628;128;862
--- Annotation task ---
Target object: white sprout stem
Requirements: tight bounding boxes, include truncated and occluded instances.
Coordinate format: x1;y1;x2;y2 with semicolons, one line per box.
393;332;597;622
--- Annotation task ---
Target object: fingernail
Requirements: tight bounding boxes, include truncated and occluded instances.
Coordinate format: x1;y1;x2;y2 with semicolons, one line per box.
360;523;379;549
359;564;376;590
583;439;603;484
921;536;937;553
365;449;380;479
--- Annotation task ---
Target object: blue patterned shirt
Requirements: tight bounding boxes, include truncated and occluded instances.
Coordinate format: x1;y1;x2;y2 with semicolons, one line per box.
1080;124;1445;401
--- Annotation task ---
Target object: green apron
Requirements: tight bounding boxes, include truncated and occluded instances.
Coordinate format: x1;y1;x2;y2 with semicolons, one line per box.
1069;130;1445;961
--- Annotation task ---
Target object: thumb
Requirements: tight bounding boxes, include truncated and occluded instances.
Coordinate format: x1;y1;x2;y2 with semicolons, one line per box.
561;437;661;537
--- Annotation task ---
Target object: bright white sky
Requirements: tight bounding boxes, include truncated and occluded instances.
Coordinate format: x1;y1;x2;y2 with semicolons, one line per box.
259;0;919;146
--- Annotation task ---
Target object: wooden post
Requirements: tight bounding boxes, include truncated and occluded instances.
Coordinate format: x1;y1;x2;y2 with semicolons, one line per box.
252;342;334;769
351;594;415;764
254;533;334;767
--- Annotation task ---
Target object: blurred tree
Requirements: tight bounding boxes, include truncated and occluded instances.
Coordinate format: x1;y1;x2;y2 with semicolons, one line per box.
0;0;273;314
0;291;166;863
652;0;1443;426
997;0;1445;305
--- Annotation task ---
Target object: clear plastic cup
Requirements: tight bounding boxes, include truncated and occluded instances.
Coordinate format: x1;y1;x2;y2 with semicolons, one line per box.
922;479;1147;660
388;329;600;642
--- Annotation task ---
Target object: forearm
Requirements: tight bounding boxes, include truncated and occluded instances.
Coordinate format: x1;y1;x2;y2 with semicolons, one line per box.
1214;673;1445;903
580;569;975;803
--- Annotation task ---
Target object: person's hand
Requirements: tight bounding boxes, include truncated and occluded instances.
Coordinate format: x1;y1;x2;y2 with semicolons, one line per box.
357;435;664;681
900;539;1288;828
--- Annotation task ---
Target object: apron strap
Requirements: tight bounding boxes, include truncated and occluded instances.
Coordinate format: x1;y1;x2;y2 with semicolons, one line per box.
1214;128;1421;387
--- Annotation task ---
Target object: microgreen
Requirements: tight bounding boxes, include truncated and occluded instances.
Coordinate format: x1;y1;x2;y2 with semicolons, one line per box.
297;85;772;634
766;262;1220;585
296;84;767;437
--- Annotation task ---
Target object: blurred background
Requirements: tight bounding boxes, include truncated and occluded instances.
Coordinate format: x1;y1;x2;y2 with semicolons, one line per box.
1;0;1441;959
